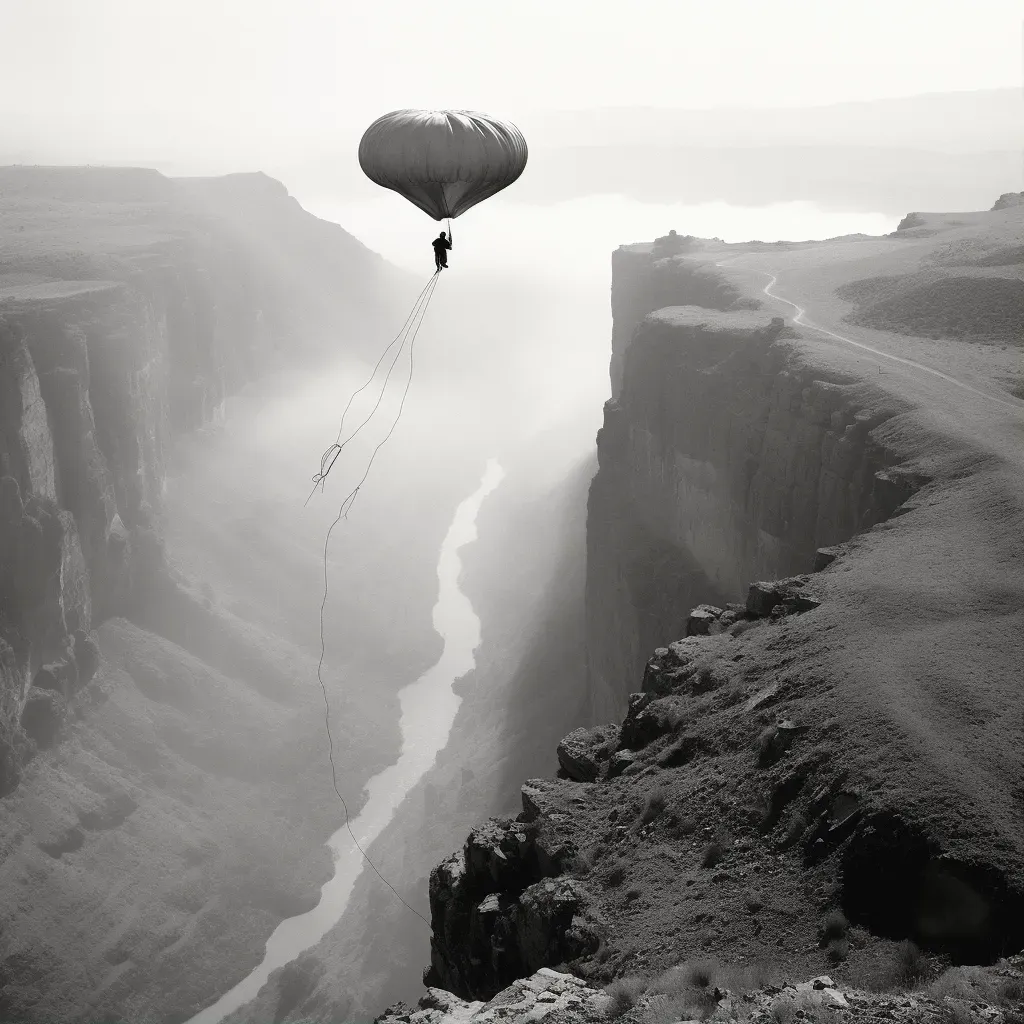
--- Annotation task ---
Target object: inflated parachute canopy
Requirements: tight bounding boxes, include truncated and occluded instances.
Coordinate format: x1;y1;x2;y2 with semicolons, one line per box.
358;109;528;221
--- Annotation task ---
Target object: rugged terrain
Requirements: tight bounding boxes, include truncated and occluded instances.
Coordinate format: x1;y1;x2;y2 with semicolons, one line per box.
0;166;430;1023
379;960;1024;1024
377;197;1024;1022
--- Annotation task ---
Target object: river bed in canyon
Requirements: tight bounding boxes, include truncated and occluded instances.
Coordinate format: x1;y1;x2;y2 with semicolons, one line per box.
186;459;505;1024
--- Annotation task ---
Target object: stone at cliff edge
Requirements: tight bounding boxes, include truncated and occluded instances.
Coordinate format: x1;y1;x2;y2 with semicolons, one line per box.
556;724;617;782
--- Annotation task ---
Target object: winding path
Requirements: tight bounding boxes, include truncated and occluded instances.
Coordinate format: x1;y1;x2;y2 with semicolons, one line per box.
758;272;1022;412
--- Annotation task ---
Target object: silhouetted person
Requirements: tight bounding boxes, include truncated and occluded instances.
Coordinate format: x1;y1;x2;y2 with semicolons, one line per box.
432;230;452;270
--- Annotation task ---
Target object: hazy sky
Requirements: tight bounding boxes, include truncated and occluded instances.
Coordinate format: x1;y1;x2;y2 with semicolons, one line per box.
1;0;1021;162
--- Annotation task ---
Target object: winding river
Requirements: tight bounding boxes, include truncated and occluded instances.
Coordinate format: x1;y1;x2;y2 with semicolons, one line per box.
186;458;505;1024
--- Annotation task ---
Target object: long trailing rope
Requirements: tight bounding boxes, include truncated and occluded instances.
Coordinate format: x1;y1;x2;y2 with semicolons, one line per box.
313;269;441;927
306;273;439;505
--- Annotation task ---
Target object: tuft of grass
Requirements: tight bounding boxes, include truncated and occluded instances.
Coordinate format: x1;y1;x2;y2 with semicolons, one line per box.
717;962;774;993
659;734;699;768
638;994;681;1024
770;997;797;1024
893;939;934;987
566;851;593;877
826;936;849;964
685;960;716;990
770;993;835;1024
781;809;808;848
701;842;726;868
998;976;1024;1005
935;1003;974;1024
820;909;849;941
604;976;648;1018
648;966;690;998
605;856;628;888
926;966;1024;1008
646;960;775;1022
646;961;721;1021
639;786;669;825
668;813;698;837
755;725;780;766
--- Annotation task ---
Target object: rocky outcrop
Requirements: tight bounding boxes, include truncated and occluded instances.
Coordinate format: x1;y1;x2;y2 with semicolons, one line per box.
421;574;1024;1003
0;166;403;792
425;815;602;1001
587;261;924;721
609;247;759;398
556;724;618;783
991;192;1024;210
375;968;608;1024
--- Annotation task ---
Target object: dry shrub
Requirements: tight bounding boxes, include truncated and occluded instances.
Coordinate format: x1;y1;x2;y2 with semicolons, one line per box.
604;976;648;1018
645;959;775;1023
893;939;934;987
770;993;835;1024
820;909;849;941
756;726;780;767
659;734;699;768
649;965;691;998
645;961;720;1022
770;997;797;1024
926;965;995;1004
717;962;774;993
639;786;668;825
638;994;683;1024
820;910;849;963
685;960;717;990
781;809;808;848
605;856;628;888
997;976;1024;1006
701;842;726;868
935;1003;974;1024
567;850;593;877
668;813;698;837
927;966;1024;1008
825;936;849;964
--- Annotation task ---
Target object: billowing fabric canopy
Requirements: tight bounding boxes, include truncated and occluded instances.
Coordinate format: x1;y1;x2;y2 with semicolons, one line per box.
358;109;528;220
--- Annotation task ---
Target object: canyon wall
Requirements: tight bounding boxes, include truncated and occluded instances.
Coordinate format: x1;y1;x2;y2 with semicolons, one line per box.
0;167;402;793
586;247;918;721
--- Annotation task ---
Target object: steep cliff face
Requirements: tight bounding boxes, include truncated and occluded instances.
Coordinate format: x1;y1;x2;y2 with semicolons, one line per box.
587;252;920;721
0;166;400;792
608;245;759;398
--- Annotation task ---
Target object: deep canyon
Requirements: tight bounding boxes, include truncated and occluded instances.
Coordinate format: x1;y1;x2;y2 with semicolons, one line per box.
1;164;1023;1024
